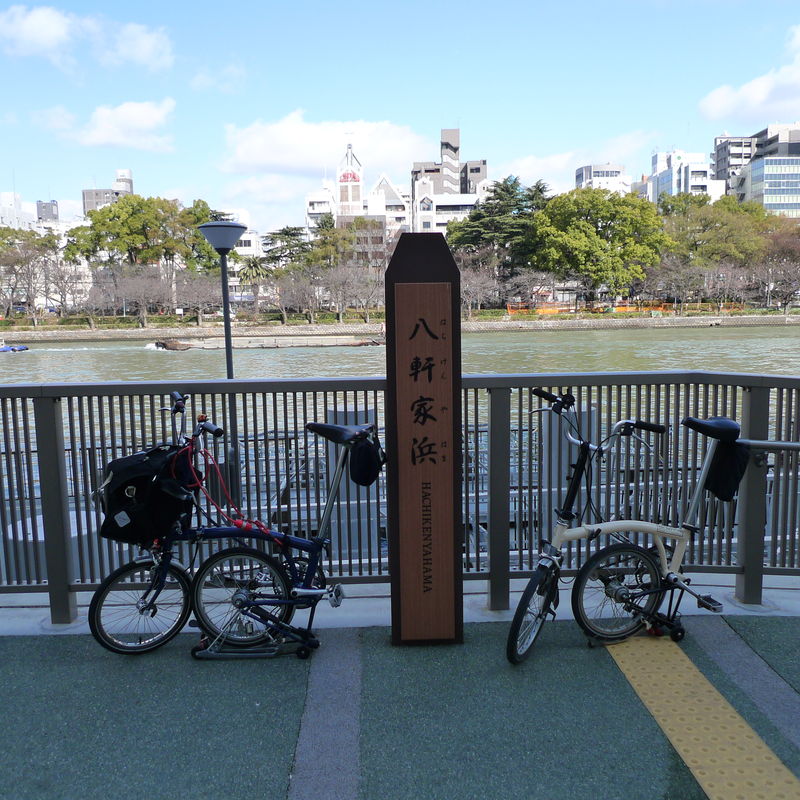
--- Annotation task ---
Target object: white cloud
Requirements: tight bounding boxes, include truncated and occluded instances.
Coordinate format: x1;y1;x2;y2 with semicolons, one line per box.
190;62;247;93
497;129;658;194
0;5;75;67
218;110;434;230
0;5;174;71
104;22;174;71
222;110;432;183
498;151;578;194
79;99;176;151
38;98;176;152
699;24;800;123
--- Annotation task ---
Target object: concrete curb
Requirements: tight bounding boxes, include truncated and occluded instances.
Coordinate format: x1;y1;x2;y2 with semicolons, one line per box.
5;314;800;344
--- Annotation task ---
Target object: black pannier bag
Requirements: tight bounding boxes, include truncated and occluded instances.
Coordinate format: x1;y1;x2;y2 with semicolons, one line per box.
98;445;193;545
349;433;386;487
704;441;750;502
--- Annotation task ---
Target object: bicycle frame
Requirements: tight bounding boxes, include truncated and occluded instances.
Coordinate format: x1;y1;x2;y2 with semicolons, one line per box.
540;411;710;580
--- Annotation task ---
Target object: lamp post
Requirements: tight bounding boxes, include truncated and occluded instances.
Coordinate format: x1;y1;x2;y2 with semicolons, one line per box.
198;220;247;505
198;220;247;379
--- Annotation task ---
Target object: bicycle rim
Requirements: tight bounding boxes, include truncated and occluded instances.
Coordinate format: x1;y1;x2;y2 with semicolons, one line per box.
506;566;554;664
191;547;292;647
89;560;192;654
571;543;662;642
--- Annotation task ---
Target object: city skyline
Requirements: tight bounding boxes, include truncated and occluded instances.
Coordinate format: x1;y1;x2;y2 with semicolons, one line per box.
2;1;800;231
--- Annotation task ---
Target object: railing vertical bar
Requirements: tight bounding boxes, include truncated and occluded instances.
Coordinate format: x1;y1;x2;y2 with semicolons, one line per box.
72;397;89;583
487;386;510;610
735;386;770;604
33;395;76;622
0;399;12;583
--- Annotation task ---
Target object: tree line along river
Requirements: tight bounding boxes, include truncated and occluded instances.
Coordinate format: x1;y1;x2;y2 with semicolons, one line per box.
2;326;800;385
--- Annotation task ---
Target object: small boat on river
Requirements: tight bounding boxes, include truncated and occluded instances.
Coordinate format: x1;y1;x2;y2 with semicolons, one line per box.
0;339;28;353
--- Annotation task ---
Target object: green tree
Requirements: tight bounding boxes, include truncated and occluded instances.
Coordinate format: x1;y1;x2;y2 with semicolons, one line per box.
64;195;220;321
262;226;311;271
529;188;672;295
237;255;271;312
447;176;550;274
0;227;59;323
660;194;769;312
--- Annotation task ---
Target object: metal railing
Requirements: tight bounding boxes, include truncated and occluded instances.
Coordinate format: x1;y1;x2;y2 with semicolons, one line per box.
1;371;799;623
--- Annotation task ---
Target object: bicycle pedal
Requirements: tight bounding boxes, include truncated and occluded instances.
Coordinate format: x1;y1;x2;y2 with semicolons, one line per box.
328;584;345;608
697;595;723;613
187;618;200;628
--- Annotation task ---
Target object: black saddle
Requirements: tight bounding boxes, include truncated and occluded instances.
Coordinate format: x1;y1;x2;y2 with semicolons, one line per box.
681;416;740;442
306;422;373;445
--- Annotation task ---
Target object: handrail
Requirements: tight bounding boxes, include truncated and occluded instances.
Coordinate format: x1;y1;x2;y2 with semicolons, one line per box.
2;370;800;623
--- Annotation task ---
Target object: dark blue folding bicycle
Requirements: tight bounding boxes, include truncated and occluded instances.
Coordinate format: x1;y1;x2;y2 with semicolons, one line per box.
88;391;384;659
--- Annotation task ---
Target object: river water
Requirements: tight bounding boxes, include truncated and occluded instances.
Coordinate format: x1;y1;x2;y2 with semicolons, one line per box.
2;325;800;385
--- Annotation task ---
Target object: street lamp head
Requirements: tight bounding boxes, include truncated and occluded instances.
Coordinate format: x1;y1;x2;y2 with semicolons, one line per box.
198;221;248;254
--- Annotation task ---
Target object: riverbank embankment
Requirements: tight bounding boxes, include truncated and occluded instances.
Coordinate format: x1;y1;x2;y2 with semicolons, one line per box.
3;314;800;345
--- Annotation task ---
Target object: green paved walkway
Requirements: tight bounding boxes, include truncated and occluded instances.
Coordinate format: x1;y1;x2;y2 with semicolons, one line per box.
1;618;798;800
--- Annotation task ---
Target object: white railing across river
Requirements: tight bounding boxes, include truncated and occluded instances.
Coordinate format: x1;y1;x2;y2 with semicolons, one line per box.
1;371;799;623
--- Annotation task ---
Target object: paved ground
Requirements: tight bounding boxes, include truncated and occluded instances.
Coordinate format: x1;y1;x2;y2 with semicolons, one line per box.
1;580;799;800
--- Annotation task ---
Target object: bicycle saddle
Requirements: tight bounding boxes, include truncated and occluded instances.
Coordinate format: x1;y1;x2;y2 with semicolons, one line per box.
681;416;740;442
306;422;373;445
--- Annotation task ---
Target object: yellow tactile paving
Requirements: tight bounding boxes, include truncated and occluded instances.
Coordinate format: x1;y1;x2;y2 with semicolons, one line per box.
609;636;800;800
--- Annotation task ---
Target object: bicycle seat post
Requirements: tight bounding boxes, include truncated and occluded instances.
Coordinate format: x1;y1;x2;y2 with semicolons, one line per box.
315;442;350;542
681;436;720;528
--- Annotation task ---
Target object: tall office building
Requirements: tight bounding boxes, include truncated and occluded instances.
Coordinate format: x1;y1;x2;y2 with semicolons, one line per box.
712;123;800;216
711;135;758;182
36;200;59;222
410;129;490;232
644;151;725;204
732;156;800;217
82;169;134;215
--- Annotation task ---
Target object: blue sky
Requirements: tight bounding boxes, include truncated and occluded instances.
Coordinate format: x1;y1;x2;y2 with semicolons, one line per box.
2;1;800;232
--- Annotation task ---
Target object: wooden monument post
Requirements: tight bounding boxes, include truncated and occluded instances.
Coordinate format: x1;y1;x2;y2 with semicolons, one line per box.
385;233;463;644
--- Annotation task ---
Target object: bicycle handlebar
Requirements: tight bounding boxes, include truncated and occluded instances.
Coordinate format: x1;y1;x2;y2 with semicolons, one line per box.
633;420;667;434
170;391;187;414
531;387;559;403
534;388;665;446
201;420;225;438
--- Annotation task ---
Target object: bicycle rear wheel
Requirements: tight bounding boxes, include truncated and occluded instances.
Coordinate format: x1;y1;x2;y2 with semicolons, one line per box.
191;547;293;647
506;565;556;664
571;543;663;642
89;559;192;654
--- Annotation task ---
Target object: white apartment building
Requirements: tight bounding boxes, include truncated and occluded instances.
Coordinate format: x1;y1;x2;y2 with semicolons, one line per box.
304;144;412;237
574;163;632;194
305;129;489;236
644;151;725;204
711;135;758;182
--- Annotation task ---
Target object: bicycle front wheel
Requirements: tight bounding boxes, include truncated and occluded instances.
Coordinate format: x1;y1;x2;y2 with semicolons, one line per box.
191;547;293;647
89;559;192;654
506;565;556;664
571;543;663;642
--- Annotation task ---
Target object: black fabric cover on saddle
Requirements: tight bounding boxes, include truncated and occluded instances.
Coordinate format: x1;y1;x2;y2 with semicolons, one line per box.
98;445;193;545
704;441;750;501
349;433;386;486
682;416;741;442
306;421;373;445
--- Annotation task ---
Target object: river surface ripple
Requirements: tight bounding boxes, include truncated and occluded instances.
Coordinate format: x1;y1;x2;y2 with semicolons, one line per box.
1;326;799;385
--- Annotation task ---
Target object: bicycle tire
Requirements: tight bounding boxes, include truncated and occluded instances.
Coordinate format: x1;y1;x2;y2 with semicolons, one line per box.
191;547;293;647
571;543;663;642
506;565;556;664
89;559;192;654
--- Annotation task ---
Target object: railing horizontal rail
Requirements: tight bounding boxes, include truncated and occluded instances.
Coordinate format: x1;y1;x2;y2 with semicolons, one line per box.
1;370;799;622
